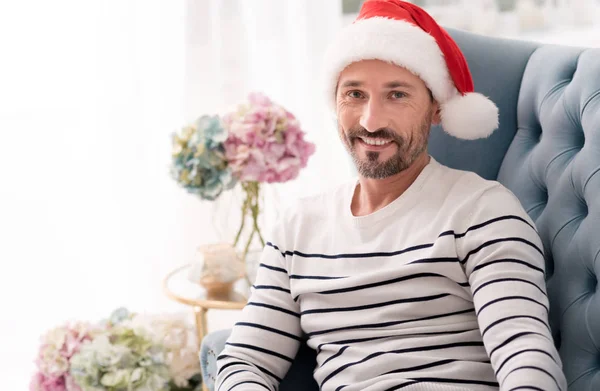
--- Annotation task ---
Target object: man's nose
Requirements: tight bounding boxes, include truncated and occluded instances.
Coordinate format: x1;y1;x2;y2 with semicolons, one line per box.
359;99;389;132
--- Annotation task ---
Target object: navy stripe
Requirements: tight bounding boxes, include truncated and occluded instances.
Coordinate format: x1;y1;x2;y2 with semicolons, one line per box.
221;370;246;387
235;322;302;341
451;214;535;238
383;382;419;391
266;215;533;260
322;345;349;367
482;315;550;338
228;380;271;391
489;332;547;358
318;336;391;353
306;308;474;337
217;360;251;375
289;274;346;280
407;377;499;388
496;348;556;376
258;263;287;274
314;271;467;295
301;293;449;315
505;365;561;390
245;302;300;318
225;342;293;362
461;237;544;264
265;242;286;257
476;296;548;316
409;257;459;265
216;357;282;382
405;329;475;338
318;329;474;353
252;285;291;294
338;367;429;391
273;242;435;260
509;387;545;391
472;258;544;274
320;341;484;387
382;359;457;376
472;277;546;297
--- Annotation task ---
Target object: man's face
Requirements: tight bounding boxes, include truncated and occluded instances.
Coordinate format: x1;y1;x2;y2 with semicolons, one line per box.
336;60;440;179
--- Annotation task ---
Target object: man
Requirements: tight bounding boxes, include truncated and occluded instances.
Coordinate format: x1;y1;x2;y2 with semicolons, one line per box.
216;1;567;390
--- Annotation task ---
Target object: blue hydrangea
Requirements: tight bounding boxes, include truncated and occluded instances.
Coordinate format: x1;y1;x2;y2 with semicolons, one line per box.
170;115;236;201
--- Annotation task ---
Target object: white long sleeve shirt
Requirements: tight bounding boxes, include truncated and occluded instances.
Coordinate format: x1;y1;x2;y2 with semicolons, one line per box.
216;157;567;391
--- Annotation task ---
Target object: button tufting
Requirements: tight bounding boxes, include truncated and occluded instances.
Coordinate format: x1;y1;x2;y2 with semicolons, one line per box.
581;200;589;219
554;330;561;350
545;247;555;281
575;129;585;150
532;122;543;142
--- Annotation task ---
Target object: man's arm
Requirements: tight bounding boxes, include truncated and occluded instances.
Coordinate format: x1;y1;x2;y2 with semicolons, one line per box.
459;184;567;391
215;241;302;391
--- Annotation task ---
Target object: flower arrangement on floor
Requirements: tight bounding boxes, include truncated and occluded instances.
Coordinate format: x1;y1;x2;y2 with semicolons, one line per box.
30;308;202;391
170;92;315;282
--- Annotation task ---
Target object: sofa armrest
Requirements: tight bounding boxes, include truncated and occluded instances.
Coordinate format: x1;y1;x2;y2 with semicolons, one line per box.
200;329;232;391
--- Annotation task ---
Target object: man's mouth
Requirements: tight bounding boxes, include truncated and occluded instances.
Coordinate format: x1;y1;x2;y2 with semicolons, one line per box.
356;137;394;150
358;137;393;146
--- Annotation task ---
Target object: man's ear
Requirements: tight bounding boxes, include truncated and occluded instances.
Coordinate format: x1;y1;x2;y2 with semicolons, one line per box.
432;101;442;125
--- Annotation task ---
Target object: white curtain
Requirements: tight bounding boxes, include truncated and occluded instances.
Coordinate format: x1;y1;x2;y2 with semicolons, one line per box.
0;1;353;388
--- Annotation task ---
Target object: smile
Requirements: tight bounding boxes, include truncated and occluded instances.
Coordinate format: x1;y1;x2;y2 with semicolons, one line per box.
358;137;393;146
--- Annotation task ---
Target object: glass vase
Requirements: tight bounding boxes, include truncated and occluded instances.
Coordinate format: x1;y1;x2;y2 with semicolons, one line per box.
233;181;265;285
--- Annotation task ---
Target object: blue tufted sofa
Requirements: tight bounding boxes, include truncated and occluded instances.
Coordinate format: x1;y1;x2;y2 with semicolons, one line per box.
200;28;600;390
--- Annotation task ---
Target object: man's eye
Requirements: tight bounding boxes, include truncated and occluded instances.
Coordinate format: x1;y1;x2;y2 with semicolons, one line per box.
391;91;407;99
347;91;363;99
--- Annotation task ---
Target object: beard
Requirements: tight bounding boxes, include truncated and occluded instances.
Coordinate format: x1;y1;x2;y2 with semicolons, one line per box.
340;114;432;179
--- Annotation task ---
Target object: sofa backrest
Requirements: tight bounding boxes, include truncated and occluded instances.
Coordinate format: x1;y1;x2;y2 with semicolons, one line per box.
438;28;600;391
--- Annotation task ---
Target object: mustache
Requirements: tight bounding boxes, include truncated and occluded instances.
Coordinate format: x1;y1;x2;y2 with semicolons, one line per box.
347;126;402;143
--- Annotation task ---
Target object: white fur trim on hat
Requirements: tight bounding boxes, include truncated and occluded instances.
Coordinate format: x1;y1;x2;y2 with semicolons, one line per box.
441;92;499;140
323;17;456;112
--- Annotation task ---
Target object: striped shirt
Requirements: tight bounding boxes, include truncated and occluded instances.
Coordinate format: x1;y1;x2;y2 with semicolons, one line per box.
216;157;567;391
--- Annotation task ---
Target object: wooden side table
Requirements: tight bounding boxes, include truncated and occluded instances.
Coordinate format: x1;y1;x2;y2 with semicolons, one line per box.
163;264;248;391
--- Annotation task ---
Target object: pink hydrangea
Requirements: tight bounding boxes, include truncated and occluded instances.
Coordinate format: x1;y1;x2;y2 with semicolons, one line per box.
223;92;315;183
29;372;81;391
30;322;98;391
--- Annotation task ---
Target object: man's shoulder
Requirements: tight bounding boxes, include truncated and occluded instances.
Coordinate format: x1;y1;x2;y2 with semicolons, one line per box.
434;160;509;199
434;162;533;228
433;160;528;216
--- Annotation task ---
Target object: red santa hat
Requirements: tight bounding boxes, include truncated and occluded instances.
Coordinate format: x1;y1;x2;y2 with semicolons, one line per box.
323;0;499;140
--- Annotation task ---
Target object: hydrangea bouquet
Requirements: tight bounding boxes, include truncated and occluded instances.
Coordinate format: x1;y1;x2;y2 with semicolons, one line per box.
29;322;99;391
170;116;235;201
30;309;202;391
170;93;315;261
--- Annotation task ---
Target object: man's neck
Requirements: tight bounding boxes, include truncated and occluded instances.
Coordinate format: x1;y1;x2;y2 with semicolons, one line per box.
351;153;430;217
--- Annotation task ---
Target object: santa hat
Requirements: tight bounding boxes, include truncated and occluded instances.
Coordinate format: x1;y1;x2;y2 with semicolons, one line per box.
323;0;499;140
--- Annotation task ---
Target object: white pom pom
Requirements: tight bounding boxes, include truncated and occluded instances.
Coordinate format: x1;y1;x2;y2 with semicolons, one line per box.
440;93;499;140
